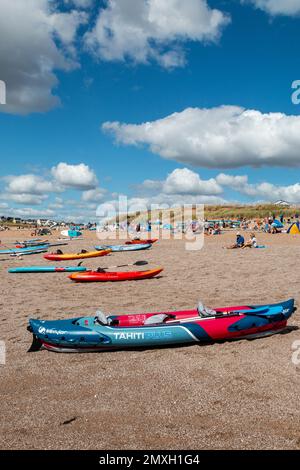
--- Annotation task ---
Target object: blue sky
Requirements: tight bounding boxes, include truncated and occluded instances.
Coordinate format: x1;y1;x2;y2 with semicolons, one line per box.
1;0;300;221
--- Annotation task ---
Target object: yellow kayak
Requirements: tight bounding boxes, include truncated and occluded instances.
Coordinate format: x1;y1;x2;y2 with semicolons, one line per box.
44;249;111;261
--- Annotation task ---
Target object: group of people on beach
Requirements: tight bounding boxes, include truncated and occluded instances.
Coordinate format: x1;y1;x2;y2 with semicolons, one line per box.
226;232;258;249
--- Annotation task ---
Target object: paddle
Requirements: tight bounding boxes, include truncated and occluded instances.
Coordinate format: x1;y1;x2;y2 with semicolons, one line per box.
96;260;148;272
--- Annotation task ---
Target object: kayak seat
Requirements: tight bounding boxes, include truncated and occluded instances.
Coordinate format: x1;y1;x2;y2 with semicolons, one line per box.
197;301;216;318
144;314;174;325
94;311;118;326
94;311;109;325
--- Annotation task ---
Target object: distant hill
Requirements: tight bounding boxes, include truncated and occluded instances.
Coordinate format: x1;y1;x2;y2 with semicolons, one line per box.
106;203;299;225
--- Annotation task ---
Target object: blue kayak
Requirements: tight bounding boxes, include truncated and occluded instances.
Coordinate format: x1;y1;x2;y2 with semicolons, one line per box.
95;243;152;252
9;266;87;273
28;299;295;353
0;245;49;255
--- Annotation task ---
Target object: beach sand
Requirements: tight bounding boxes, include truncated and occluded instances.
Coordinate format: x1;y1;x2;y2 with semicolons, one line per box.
0;229;300;450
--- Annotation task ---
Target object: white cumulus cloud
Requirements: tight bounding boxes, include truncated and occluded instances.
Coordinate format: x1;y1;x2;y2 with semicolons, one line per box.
0;0;87;114
49;10;88;48
103;105;300;168
12;207;55;218
4;174;58;195
216;172;300;203
136;168;223;197
82;187;107;202
245;0;300;16
163;168;222;195
135;169;300;205
1;193;48;206
216;173;249;190
51;162;98;190
85;0;230;68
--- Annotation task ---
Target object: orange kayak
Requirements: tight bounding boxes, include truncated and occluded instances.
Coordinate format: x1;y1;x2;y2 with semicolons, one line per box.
69;267;163;282
44;249;111;261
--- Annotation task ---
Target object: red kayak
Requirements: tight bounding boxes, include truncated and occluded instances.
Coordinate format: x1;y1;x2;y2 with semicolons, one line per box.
69;267;163;282
125;239;158;245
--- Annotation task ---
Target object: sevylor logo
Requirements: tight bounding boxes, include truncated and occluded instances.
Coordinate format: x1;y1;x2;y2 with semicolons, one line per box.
38;326;67;336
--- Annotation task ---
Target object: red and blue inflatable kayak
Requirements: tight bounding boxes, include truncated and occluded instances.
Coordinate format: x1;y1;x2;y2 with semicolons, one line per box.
28;299;295;353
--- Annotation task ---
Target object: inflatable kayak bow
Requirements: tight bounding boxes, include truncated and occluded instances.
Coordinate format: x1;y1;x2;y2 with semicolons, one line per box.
28;299;295;353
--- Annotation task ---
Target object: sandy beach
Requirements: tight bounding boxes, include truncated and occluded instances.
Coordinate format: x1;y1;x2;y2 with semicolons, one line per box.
0;229;300;450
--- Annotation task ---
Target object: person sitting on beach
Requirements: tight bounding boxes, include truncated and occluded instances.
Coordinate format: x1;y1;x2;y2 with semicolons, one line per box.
212;224;221;235
242;233;257;248
271;222;281;234
226;232;244;249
